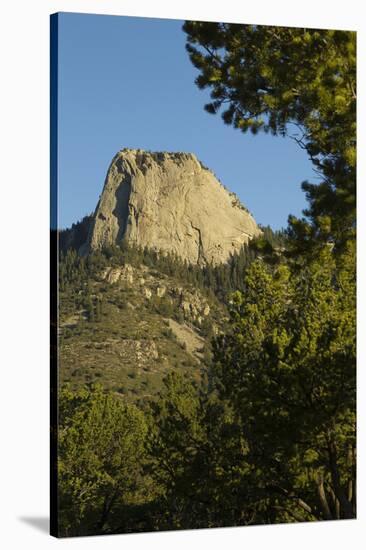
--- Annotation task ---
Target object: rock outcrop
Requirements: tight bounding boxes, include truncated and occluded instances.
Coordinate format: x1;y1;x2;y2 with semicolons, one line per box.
81;148;261;265
101;264;134;285
100;263;214;325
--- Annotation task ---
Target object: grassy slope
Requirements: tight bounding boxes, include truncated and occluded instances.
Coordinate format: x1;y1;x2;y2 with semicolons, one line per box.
59;263;225;401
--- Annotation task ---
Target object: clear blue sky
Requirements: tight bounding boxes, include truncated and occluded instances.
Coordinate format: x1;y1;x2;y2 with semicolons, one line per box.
57;12;316;230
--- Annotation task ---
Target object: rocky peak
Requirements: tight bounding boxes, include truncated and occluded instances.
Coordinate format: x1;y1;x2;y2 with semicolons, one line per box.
81;148;261;265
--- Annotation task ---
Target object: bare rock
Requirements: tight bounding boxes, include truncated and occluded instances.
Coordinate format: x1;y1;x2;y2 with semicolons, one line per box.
156;285;166;298
143;288;152;300
101;264;134;284
82;148;261;265
176;288;211;322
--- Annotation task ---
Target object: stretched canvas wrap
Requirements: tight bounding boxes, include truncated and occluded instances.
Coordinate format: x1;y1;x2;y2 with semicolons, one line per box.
50;12;356;538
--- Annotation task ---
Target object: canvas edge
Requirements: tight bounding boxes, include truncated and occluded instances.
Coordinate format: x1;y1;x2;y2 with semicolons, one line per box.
50;12;60;539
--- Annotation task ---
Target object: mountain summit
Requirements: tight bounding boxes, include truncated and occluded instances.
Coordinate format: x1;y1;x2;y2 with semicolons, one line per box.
81;148;261;265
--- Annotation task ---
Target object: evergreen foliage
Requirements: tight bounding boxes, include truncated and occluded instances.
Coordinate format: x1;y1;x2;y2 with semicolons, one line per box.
58;385;153;536
59;226;284;300
56;23;356;535
183;23;356;248
59;214;93;253
212;243;356;521
57;240;356;533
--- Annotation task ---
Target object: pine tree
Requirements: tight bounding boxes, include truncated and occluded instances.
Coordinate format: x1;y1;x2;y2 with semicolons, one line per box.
212;243;356;521
183;23;356;248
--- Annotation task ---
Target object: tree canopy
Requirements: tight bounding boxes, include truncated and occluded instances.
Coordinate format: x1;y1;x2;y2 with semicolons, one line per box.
58;385;151;536
212;242;356;520
56;22;356;536
183;23;356;246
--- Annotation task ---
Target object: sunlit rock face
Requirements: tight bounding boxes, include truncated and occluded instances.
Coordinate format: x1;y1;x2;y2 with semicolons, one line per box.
81;148;261;265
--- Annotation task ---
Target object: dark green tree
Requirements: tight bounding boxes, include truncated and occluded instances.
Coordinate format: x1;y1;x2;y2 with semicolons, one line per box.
84;295;94;322
59;214;92;253
183;23;356;248
147;372;268;528
58;385;151;536
212;242;356;521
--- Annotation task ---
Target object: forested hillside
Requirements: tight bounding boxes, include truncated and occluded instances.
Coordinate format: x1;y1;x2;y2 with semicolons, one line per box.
55;24;356;537
58;232;283;400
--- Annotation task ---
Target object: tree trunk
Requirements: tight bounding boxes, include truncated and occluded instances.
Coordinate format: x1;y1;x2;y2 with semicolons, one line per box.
97;490;118;532
316;471;332;520
327;485;340;519
327;438;354;519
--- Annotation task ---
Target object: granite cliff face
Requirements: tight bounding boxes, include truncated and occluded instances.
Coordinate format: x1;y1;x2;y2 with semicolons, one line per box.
81;149;261;265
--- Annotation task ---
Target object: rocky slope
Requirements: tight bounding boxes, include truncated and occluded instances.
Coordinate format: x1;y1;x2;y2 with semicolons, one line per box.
80;149;261;265
59;259;225;400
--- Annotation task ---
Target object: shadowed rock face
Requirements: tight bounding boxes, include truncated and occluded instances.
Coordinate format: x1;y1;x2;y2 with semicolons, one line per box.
81;148;261;265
